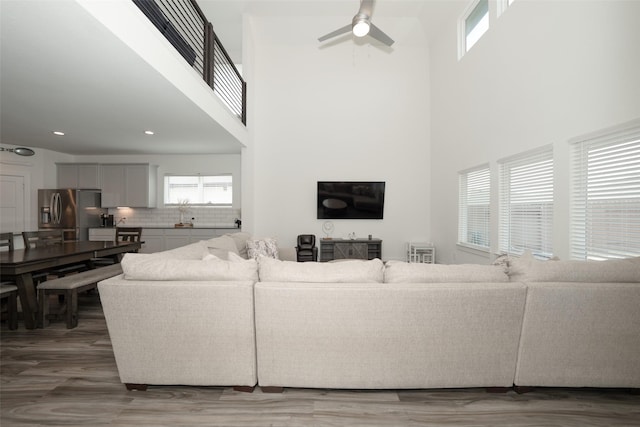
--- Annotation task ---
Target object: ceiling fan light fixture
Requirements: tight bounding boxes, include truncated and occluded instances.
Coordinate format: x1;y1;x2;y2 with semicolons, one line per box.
0;146;35;156
352;14;370;37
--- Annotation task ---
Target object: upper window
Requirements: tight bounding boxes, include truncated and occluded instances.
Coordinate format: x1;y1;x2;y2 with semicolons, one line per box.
499;146;554;258
164;175;232;206
570;122;640;260
458;166;491;250
498;0;517;17
462;0;489;54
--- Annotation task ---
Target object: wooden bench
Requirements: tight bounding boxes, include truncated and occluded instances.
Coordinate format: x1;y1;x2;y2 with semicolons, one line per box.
1;284;19;330
37;264;123;328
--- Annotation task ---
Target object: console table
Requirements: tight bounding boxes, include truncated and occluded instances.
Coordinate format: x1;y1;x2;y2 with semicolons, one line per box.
320;238;382;262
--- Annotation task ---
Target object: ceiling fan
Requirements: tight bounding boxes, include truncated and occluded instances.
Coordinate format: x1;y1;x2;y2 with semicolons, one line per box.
318;0;394;47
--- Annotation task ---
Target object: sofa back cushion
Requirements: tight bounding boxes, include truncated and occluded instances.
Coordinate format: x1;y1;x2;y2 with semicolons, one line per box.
154;240;208;260
384;260;509;283
121;253;258;281
509;254;640;283
258;257;384;283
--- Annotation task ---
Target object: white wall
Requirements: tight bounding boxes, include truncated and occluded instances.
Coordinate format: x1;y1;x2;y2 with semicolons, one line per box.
0;145;72;234
244;16;431;259
429;0;640;264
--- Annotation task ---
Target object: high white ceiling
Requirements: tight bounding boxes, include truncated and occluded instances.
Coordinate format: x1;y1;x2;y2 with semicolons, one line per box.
0;0;461;156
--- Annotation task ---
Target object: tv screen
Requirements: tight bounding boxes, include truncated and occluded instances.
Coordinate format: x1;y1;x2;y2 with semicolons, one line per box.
317;181;385;219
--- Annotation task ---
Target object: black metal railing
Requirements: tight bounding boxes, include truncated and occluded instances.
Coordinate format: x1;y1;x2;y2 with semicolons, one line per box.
133;0;246;125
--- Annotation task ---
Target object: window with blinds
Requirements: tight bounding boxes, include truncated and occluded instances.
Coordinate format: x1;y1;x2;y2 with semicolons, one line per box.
499;146;554;258
164;175;232;206
458;166;491;250
570;122;640;260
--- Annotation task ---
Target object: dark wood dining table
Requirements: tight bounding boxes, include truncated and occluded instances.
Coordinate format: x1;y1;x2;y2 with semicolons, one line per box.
0;240;141;329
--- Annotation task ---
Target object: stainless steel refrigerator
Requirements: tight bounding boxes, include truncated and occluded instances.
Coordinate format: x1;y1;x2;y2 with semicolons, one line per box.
38;189;107;241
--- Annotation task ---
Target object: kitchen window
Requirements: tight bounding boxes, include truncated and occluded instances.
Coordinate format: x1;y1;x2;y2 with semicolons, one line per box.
164;175;232;206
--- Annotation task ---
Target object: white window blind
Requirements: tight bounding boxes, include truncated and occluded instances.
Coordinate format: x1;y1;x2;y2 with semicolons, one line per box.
458;166;490;249
571;122;640;260
499;147;554;257
164;175;232;206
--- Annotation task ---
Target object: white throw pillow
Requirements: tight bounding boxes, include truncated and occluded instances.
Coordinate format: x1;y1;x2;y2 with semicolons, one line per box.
258;257;384;283
121;252;258;281
246;238;279;260
383;260;509;283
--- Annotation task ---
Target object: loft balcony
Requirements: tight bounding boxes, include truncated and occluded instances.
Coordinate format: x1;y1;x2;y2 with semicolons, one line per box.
1;0;247;154
133;0;246;125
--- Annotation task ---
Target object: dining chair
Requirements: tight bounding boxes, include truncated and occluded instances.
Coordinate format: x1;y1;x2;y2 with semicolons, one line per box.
0;233;19;329
116;227;143;245
0;232;14;251
22;230;64;248
93;227;143;266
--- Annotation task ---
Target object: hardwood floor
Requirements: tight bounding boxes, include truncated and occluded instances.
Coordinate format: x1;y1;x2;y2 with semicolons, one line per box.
1;293;639;426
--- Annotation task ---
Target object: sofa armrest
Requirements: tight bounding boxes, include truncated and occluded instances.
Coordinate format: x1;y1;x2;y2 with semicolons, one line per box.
515;281;640;387
98;275;257;387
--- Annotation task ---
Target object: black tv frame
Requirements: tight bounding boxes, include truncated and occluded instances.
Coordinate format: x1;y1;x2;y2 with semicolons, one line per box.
317;181;385;220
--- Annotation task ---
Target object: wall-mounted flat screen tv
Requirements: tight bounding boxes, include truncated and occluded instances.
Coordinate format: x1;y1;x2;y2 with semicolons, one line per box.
317;181;385;219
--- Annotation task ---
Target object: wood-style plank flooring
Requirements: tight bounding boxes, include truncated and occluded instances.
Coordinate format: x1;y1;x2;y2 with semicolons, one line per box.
1;293;639;426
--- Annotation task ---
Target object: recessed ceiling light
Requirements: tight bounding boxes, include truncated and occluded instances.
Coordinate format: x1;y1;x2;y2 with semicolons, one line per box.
53;131;65;136
144;130;154;135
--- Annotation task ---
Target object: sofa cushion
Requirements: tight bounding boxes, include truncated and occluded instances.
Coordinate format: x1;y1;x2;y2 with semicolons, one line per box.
120;253;258;281
384;260;509;283
258;257;384;283
154;241;208;260
223;232;252;259
247;238;279;260
203;235;241;259
509;254;640;283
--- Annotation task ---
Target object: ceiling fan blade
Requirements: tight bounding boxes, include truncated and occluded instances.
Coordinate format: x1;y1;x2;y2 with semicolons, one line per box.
358;0;375;16
368;22;394;46
318;24;352;42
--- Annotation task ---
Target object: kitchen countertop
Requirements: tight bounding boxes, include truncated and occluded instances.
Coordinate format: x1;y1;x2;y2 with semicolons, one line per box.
91;225;240;230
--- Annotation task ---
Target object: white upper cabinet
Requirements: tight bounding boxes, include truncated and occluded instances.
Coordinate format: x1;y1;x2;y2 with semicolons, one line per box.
101;164;158;208
56;163;101;188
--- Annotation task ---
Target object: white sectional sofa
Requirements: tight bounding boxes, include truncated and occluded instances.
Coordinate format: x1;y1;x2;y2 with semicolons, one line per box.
98;233;640;391
510;256;640;388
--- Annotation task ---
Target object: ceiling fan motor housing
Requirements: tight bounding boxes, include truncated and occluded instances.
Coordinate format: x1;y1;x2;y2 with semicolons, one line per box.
352;13;371;37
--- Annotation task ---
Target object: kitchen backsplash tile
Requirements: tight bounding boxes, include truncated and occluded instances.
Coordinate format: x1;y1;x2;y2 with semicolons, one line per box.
107;207;240;228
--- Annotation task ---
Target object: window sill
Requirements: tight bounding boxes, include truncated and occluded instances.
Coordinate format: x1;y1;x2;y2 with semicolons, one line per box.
456;243;491;258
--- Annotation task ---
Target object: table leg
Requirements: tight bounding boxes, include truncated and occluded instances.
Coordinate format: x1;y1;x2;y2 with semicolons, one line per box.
15;273;37;329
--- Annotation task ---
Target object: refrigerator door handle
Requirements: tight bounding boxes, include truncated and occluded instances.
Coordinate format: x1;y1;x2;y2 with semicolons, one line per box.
50;193;56;224
52;192;61;225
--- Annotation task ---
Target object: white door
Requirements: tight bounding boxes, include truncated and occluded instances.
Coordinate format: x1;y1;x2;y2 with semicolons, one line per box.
0;174;26;233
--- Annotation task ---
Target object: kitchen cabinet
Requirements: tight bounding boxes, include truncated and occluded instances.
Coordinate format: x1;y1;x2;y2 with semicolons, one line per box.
57;163;101;188
101;164;157;208
89;227;232;253
164;229;192;251
139;229;164;254
163;228;222;251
